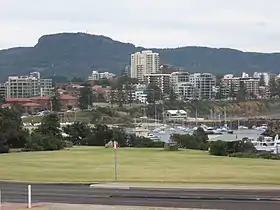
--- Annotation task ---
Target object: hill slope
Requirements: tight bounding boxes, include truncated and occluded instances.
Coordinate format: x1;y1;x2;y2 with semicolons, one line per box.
1;32;280;79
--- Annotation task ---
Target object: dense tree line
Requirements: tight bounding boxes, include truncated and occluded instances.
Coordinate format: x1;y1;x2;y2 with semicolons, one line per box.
0;107;164;154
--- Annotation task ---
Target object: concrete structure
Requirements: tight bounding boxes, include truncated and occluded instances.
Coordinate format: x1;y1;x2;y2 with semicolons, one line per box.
221;74;260;98
144;73;171;93
130;50;160;81
164;110;188;120
6;73;52;98
173;82;198;99
170;72;190;84
88;71;115;81
189;73;216;99
253;72;270;86
0;83;7;98
132;90;147;104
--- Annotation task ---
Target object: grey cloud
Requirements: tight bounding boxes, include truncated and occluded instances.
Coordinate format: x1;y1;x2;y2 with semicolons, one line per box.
0;0;280;52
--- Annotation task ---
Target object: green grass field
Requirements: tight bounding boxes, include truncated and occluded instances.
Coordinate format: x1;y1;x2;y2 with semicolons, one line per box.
22;111;92;123
1;147;280;184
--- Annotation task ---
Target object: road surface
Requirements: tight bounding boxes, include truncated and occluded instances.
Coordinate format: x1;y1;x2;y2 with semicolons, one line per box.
1;182;280;210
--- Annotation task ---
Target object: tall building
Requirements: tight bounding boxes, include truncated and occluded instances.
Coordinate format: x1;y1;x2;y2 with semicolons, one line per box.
189;73;216;99
144;73;171;93
0;83;7;98
6;73;53;98
130;50;160;81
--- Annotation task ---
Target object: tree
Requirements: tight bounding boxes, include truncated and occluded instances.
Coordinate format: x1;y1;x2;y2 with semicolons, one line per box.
259;75;266;86
0;107;26;153
51;87;61;112
36;114;61;138
63;122;91;145
146;84;161;104
25;132;64;151
168;88;177;101
125;83;134;106
236;81;247;101
117;86;126;108
209;140;227;156
78;85;94;110
86;124;112;146
269;78;278;98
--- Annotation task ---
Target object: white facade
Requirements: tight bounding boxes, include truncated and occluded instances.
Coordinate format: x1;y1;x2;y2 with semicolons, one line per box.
6;73;53;98
170;72;190;84
253;72;270;86
221;73;260;97
173;82;197;99
189;73;216;99
133;90;147;104
88;71;115;81
130;50;160;81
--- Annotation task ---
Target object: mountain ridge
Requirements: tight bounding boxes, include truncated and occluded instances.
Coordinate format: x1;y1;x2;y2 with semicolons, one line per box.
0;32;280;80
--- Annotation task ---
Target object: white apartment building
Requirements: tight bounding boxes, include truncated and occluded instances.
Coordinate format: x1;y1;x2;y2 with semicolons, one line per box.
173;82;198;100
130;50;160;81
189;73;216;99
221;74;259;97
144;73;171;93
88;71;115;81
6;73;53;98
253;72;270;86
170;72;190;84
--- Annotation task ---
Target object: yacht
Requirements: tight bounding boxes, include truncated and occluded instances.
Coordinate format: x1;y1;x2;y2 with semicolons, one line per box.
147;133;160;141
254;124;268;131
238;125;249;130
250;134;280;154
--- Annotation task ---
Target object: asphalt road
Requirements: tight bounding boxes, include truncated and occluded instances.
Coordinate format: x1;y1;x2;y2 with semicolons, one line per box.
1;182;280;210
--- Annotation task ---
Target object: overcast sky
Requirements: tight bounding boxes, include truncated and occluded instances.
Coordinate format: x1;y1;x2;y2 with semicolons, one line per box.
0;0;279;52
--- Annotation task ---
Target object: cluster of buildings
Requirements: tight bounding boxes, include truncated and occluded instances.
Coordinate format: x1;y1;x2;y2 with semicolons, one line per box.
130;50;274;101
0;72;78;112
0;50;277;113
130;51;217;100
88;71;115;81
220;72;271;99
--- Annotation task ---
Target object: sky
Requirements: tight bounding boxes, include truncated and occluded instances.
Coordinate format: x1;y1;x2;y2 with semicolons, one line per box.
0;0;280;52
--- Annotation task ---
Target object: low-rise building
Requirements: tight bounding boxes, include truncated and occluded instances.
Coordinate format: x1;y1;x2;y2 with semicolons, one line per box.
88;71;115;81
164;110;188;121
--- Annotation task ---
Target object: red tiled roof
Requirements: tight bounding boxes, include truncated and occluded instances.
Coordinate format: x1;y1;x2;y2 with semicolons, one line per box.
22;102;42;107
29;96;50;100
5;98;32;102
59;94;77;100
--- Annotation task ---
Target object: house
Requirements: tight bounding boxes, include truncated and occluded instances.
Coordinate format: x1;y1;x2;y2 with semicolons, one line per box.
4;93;78;111
164;110;188;120
59;94;78;110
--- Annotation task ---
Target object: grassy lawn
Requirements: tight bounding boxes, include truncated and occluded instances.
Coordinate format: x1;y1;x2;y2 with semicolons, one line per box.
23;111;92;123
1;147;280;184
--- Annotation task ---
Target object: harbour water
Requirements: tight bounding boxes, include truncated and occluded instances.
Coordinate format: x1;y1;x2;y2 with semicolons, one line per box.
126;125;264;143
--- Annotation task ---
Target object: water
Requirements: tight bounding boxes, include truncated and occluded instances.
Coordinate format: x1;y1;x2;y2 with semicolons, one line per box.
126;127;264;143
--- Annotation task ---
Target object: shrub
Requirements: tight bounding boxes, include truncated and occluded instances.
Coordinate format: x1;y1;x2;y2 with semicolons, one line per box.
209;140;227;156
25;132;64;151
171;133;208;150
